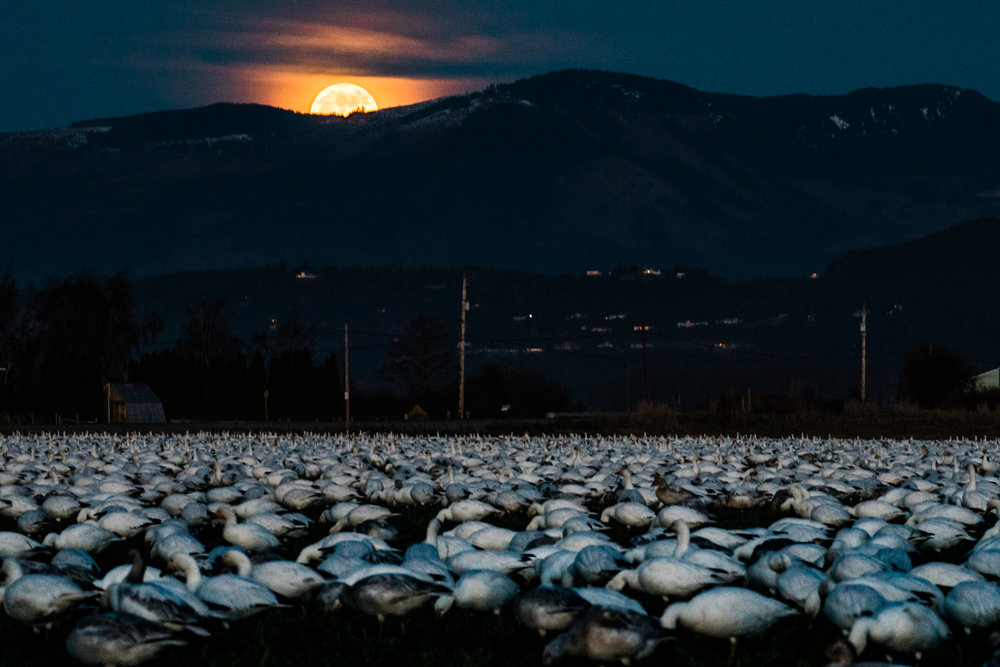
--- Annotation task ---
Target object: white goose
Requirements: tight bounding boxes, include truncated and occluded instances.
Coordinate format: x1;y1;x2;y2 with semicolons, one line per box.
606;554;728;601
847;602;950;659
943;580;1000;631
167;552;287;620
222;549;326;599
660;586;798;638
1;558;99;630
434;569;520;615
214;507;281;550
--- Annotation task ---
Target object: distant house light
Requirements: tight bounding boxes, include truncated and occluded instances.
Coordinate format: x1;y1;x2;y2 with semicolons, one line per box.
295;271;319;279
586;270;602;276
642;268;662;276
809;272;819;279
675;272;686;279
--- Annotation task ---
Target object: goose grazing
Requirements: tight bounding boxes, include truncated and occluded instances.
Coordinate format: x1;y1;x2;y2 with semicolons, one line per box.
1;558;99;630
222;548;326;599
606;556;728;601
513;585;590;637
543;605;668;666
822;583;889;631
214;507;281;551
776;564;830;619
434;569;520;615
568;544;629;586
104;550;211;637
943;580;1000;631
43;523;121;554
660;586;797;640
435;499;499;524
847;602;950;660
600;502;656;529
167;553;287;621
342;572;452;622
65;612;186;667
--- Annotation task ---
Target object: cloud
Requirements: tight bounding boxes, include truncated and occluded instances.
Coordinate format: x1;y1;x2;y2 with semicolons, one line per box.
179;7;586;80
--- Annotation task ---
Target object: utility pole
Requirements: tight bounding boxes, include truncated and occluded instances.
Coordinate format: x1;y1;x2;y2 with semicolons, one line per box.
634;324;650;402
458;274;468;419
344;323;350;432
860;304;868;403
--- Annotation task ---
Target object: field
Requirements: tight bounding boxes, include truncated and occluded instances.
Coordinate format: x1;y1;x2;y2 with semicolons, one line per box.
1;430;1000;666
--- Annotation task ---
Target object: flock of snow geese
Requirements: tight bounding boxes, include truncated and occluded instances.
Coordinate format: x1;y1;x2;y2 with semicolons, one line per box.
2;431;1000;666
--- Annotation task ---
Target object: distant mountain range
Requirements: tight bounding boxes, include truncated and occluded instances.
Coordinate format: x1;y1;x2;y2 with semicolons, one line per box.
2;69;999;283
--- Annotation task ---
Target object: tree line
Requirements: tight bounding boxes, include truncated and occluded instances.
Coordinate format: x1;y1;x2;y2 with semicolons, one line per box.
0;271;578;423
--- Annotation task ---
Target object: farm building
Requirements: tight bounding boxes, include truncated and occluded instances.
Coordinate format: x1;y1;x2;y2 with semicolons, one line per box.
103;383;166;424
972;367;1000;392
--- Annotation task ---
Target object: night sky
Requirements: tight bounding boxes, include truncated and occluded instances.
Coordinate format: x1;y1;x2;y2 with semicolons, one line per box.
2;1;999;133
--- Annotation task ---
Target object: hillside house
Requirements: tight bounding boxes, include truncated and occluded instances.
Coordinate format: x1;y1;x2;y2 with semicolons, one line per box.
104;383;166;424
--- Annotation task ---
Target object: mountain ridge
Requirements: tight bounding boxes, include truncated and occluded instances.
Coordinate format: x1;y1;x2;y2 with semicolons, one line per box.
2;69;998;283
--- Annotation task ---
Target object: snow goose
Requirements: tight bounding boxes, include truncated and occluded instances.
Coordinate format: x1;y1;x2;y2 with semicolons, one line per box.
908;517;975;552
543;605;668;666
0;531;46;559
433;569;519;615
606;555;728;601
600;502;656;529
660;586;797;639
822;583;888;631
50;548;102;586
447;547;534;578
943;580;1000;631
104;551;211;637
909;561;984;589
966;548;1000;578
435;498;499;524
213;507;281;551
1;558;99;630
222;548;326;599
167;552;287;621
655;505;712;529
776;564;830;619
65;612;187;667
43;523;120;554
513;585;590;637
847;602;950;660
17;509;54;537
567;544;628;586
342;571;451;622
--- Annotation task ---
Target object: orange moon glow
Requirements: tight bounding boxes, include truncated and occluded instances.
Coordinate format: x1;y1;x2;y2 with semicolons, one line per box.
310;83;378;116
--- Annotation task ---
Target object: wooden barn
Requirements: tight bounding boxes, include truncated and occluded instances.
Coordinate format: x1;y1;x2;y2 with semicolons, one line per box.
104;383;166;424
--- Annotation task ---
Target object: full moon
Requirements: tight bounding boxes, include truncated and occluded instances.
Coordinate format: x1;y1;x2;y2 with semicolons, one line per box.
310;83;378;116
